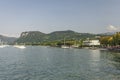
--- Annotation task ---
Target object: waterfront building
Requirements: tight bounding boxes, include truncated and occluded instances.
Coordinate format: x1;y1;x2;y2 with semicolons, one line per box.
83;40;100;46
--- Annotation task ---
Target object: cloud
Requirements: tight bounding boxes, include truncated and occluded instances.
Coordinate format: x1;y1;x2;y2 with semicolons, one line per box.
107;25;119;31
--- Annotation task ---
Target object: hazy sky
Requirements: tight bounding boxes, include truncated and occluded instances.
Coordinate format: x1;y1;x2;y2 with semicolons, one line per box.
0;0;120;37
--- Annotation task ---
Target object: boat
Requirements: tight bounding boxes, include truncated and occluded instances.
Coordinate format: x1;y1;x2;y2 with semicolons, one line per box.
0;40;9;48
71;40;79;48
13;43;26;49
13;45;26;49
89;46;98;50
61;45;70;49
61;38;70;49
0;45;6;48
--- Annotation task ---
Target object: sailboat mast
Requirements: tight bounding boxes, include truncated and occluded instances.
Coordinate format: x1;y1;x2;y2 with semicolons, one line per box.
64;37;65;45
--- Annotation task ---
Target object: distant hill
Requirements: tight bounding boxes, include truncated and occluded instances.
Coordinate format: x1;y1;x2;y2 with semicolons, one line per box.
97;32;115;36
0;35;17;44
101;32;115;35
0;31;116;45
16;31;46;43
15;30;96;44
48;30;95;41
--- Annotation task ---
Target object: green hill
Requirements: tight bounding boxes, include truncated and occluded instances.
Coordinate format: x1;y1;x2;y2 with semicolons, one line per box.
15;30;96;44
48;30;95;41
16;31;46;44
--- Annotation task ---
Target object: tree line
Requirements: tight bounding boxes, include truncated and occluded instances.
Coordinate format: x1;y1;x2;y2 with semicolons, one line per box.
100;32;120;46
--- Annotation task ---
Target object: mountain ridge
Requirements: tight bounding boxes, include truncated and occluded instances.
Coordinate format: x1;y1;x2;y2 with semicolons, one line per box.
15;30;97;44
0;30;115;44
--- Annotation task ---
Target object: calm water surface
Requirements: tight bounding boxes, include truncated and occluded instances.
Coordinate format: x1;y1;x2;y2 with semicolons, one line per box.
0;46;120;80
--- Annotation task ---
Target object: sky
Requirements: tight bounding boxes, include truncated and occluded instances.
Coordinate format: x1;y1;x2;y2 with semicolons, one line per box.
0;0;120;37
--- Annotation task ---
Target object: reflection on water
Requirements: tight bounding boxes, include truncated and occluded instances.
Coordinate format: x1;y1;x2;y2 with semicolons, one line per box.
90;50;100;61
0;46;120;80
89;50;101;72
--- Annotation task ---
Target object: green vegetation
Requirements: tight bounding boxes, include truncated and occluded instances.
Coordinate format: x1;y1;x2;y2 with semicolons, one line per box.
100;32;120;46
0;30;119;47
15;30;119;47
15;30;96;46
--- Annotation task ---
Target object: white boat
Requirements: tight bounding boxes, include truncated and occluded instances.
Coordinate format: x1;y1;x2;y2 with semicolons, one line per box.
13;45;26;49
71;40;79;48
72;45;79;48
0;40;9;48
61;45;70;49
61;38;70;49
0;45;6;48
13;43;26;49
0;45;9;48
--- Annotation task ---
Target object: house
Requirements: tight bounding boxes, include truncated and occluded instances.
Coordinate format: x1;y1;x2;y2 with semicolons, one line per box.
83;40;100;46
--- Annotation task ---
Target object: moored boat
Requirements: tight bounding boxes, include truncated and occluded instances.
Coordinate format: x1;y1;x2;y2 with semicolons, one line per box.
61;45;70;49
13;45;26;49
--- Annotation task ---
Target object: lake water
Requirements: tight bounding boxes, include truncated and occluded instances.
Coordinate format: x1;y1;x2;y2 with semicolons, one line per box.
0;46;120;80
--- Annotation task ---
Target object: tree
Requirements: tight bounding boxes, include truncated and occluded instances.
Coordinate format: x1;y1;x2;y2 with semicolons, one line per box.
112;32;120;45
100;36;111;46
100;32;120;46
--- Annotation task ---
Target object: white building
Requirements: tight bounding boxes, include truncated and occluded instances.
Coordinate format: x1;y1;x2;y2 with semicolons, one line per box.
83;40;100;46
